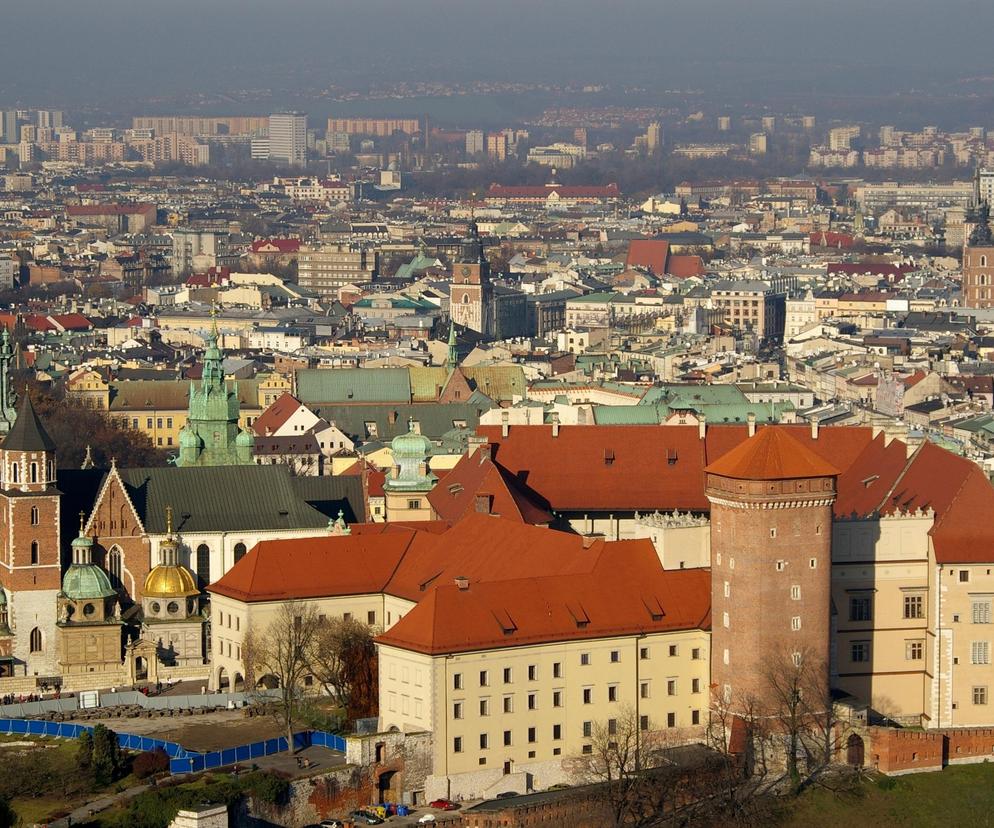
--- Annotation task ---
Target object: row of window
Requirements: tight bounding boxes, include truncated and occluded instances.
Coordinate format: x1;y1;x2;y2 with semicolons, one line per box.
451;647;703;690
452;711;704;756
452;678;701;717
5;460;52;484
848;594;927;622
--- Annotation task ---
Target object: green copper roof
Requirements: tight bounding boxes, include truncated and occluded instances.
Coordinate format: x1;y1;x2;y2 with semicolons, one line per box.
62;563;116;601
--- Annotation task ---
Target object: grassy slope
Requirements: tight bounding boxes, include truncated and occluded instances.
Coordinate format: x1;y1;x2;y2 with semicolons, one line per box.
783;764;994;828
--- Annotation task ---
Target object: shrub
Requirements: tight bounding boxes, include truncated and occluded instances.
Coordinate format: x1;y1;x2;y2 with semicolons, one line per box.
247;771;291;806
133;749;171;780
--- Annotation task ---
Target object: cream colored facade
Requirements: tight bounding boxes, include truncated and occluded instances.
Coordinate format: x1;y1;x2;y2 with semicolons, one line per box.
208;591;416;691
831;511;933;724
378;629;710;800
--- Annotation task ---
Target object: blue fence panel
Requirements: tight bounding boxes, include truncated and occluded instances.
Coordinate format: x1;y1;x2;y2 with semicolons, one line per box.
235;744;250;763
265;737;280;755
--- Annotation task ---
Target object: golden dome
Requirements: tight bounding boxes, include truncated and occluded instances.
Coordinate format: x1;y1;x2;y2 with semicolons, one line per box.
143;564;199;599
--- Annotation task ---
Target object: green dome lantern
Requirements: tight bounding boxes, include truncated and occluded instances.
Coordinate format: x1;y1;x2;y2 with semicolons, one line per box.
385;417;437;493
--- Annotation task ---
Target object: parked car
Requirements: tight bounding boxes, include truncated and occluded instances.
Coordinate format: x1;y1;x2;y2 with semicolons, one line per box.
429;798;460;810
320;821;345;828
350;812;384;826
418;816;437;825
496;791;520;799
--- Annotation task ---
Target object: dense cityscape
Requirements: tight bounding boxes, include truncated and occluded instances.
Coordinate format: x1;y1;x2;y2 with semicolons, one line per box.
3;2;994;827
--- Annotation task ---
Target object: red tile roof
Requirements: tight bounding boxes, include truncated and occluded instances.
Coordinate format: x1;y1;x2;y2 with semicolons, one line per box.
626;239;670;275
665;254;706;278
251;392;305;436
427;449;552;525
250;239;301;254
705;427;839;481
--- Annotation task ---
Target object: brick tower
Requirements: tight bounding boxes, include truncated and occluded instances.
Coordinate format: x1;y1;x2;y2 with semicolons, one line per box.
0;395;62;678
705;427;837;714
449;222;492;335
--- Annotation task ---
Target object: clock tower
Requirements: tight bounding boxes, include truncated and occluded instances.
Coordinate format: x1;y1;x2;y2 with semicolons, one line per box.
450;223;492;335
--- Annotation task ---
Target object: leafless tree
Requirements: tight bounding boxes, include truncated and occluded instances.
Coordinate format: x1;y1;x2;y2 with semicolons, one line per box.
308;616;379;726
250;601;323;752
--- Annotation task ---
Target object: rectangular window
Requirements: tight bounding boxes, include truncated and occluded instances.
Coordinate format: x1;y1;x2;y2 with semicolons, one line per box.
667;712;676;728
974;686;988;705
692;710;700;725
667;679;677;696
552;724;562;740
640;647;649;660
610;651;620;663
479;734;488;750
453;737;462;753
906;641;924;661
582;721;592;738
640;682;650;699
851;641;870;663
582;688;592;704
479;699;490;716
692;678;701;693
791;585;801;601
580;653;590;666
480;670;489;687
367;611;376;625
692;648;701;660
453;702;463;719
607;718;617;736
669;644;678;657
971;641;990;665
608;685;618;702
791;616;802;631
503;667;512;683
640;715;649;731
527;727;536;743
453;673;463;690
553;690;562;707
503;730;512;746
553;662;562;678
407;499;421;510
503;696;513;714
528;665;537;681
960;570;971;583
973;601;992;625
904;595;924;619
849;596;872;622
528;693;536;710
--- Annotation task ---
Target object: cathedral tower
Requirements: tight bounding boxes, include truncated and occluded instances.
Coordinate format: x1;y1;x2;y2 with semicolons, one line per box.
449;223;492;335
705;427;837;714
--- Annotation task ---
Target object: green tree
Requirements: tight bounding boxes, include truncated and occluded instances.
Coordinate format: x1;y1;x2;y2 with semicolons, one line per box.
91;724;125;787
76;729;94;773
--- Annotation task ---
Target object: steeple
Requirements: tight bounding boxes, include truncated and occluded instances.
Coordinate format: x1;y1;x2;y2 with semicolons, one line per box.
3;393;55;454
446;320;459;370
0;328;17;435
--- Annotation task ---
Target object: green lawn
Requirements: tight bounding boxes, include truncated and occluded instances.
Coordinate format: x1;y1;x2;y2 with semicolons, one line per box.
782;763;994;828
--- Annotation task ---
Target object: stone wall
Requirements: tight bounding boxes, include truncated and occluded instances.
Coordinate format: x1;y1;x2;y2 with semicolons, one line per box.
246;764;374;827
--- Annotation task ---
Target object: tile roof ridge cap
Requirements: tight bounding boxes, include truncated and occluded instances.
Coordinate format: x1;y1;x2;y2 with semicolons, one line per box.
875;439;925;515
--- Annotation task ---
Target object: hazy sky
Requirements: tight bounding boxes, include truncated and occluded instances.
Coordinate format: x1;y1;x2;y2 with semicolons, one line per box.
3;0;993;111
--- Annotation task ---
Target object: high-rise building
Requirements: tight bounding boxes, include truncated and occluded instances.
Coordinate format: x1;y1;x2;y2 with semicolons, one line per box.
717;116;732;132
35;110;63;129
761;115;776;133
801;115;816;130
828;125;860;151
573;127;588;148
465;130;485;156
646;122;662;154
297;244;378;299
749;132;768;155
976;168;994;207
485;133;508;162
267;112;307;167
0;111;16;144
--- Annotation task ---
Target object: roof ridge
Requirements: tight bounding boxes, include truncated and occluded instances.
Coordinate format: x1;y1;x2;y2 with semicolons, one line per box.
875;439;924;514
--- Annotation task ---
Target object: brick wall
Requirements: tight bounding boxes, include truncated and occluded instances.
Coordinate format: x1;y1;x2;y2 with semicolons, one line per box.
944;728;994;765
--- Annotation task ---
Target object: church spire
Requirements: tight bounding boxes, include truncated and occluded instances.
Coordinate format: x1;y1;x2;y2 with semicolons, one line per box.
446;320;459;369
0;327;17;435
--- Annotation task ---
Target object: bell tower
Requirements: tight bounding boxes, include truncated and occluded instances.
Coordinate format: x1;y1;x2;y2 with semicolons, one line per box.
0;394;62;677
449;223;492;335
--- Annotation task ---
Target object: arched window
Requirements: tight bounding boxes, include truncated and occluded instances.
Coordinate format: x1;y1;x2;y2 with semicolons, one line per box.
233;542;247;565
108;547;122;586
29;463;37;483
983;255;989;267
10;463;17;483
29;627;42;653
30;506;39;526
196;544;211;588
30;541;39;565
461;293;470;304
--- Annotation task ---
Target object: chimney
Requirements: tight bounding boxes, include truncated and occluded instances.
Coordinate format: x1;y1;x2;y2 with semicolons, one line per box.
474;494;492;514
551;411;560;437
747;412;756;437
501;410;509;438
454;575;470;591
811;419;819;440
582;536;597;549
698;413;707;440
476;443;492;463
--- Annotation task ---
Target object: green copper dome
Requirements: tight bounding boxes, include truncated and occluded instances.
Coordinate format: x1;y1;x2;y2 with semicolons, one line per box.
390;419;432;458
62;563;116;601
236;429;255;447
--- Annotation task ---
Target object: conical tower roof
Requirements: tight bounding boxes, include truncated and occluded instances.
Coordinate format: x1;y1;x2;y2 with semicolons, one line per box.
3;394;56;453
705;427;838;481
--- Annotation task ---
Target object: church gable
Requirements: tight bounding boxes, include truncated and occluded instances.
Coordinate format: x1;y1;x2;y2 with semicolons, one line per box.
86;468;145;539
